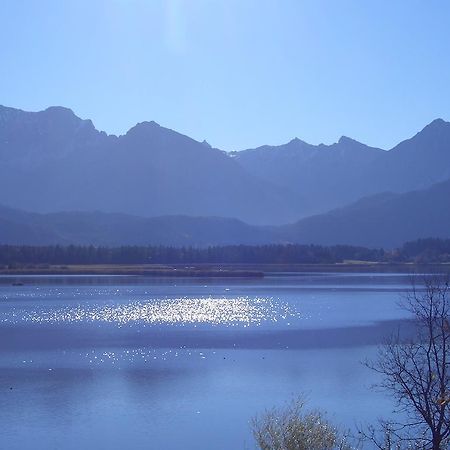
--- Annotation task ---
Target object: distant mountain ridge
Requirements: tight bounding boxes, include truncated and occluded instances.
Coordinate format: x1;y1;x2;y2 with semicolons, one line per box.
233;118;450;215
280;178;450;248
0;177;449;248
0;204;279;247
232;135;385;214
0;105;300;225
1;104;450;243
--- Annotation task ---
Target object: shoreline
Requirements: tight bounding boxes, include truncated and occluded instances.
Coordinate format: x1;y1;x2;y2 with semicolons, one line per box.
0;264;265;278
0;262;449;277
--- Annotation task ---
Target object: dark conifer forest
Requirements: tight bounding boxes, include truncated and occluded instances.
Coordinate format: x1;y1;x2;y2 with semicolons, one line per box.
1;238;449;267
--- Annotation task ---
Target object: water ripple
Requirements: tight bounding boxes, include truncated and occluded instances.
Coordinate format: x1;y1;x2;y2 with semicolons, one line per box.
14;296;298;326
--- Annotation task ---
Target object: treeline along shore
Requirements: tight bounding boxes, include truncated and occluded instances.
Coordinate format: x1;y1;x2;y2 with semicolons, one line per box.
0;238;449;276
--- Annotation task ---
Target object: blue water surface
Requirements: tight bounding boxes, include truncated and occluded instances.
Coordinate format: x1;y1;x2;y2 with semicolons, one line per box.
0;272;422;449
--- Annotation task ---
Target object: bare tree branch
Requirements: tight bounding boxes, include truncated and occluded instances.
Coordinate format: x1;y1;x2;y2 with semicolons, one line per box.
365;277;450;450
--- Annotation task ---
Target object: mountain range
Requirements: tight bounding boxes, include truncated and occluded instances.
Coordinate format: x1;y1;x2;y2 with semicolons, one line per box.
0;177;449;248
0;105;298;225
1;104;450;248
0;205;276;247
232;118;450;215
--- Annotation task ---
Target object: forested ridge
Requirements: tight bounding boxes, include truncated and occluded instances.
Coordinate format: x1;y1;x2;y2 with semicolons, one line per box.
0;238;449;266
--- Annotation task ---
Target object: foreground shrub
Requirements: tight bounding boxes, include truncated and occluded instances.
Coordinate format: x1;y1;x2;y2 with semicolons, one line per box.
252;397;353;450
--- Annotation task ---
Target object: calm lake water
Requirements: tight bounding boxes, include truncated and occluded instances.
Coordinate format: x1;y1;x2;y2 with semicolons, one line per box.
0;272;422;449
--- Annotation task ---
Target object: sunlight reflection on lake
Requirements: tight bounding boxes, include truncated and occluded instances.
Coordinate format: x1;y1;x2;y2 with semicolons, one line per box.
0;272;424;450
18;296;298;326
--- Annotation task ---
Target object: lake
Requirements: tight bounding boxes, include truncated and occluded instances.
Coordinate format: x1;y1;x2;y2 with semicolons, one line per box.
0;272;420;449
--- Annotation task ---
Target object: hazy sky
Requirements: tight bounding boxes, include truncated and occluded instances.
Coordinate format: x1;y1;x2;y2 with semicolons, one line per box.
1;0;450;150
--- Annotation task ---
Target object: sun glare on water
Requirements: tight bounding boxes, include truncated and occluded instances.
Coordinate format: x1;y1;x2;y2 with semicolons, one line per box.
20;296;298;327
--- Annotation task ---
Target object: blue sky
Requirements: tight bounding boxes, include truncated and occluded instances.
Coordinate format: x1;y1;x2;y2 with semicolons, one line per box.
1;0;450;150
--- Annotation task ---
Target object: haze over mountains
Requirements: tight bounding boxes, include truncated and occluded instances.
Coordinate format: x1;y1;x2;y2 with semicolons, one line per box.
281;178;450;248
1;178;449;248
0;105;298;225
0;205;277;247
233;118;450;215
1;104;450;248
